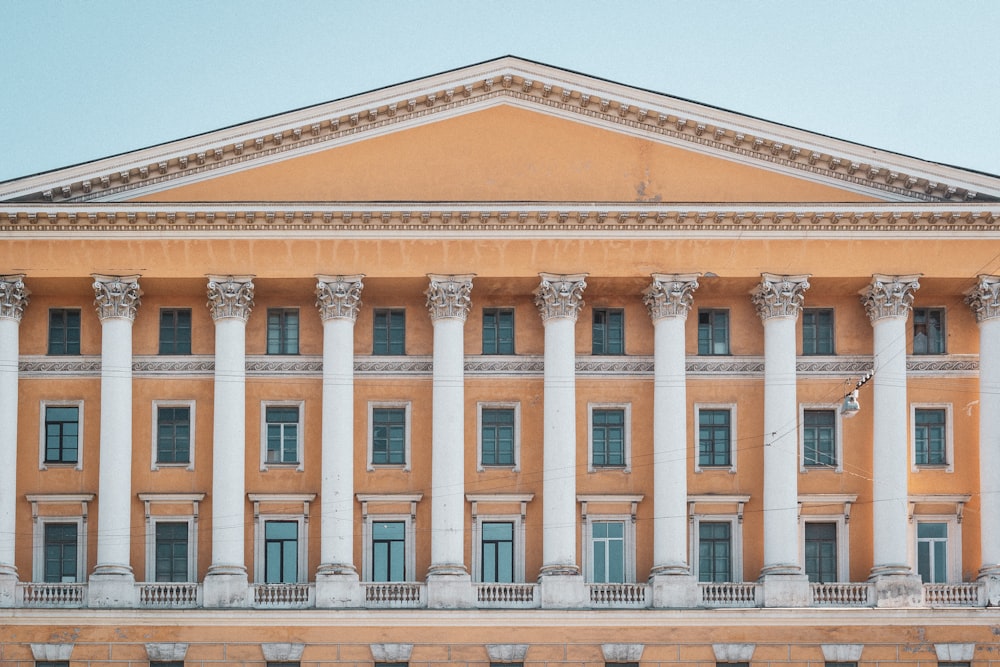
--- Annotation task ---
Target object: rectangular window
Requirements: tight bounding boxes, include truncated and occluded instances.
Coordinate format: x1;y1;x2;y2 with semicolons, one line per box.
698;521;732;582
156;406;191;465
591;521;625;583
44;406;79;465
482;308;515;354
915;408;947;465
154;521;190;583
265;406;300;465
802;308;834;355
481;408;515;466
373;308;405;355
48;308;81;355
825;663;857;667
158;308;192;354
698;409;731;468
481;521;514;583
592;308;624;355
267;308;299;355
917;521;948;583
697;309;729;355
267;663;301;667
803;409;836;467
913;307;945;354
804;522;838;583
151;662;185;667
371;408;406;465
591;408;625;467
264;520;299;583
43;523;78;583
36;662;71;667
372;520;406;582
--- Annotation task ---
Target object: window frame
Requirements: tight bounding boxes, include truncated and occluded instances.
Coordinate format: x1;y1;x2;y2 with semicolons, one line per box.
477;402;520;471
801;307;835;355
27;494;92;584
39;400;84;471
591;307;625;355
588;403;631;472
694;403;737;473
47;307;81;355
360;506;418;583
800;519;847;583
266;307;300;355
472;514;524;584
482;307;515;355
373;308;406;355
799;404;843;472
249;494;314;585
260;401;305;471
697;308;730;355
689;496;747;584
368;402;411;470
150;518;195;583
582;514;634;584
911;403;953;472
158;307;192;355
151;400;195;470
912;306;946;355
912;515;962;584
139;493;203;584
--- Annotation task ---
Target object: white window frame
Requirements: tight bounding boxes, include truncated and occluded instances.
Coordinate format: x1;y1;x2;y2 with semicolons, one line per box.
358;494;421;582
799;403;843;473
694;403;737;473
689;495;749;583
477;402;521;471
797;494;855;584
27;494;93;583
249;493;314;584
367;401;411;471
908;495;968;584
588;403;631;472
38;400;84;471
910;403;954;472
260;401;305;471
472;514;524;584
582;514;635;583
139;493;203;583
151;400;196;471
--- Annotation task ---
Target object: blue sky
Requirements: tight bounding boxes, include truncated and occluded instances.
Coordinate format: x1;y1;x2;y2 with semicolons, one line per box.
2;0;998;183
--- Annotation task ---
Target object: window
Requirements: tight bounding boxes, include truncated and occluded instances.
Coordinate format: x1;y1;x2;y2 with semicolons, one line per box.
697;309;729;355
590;406;628;469
372;520;407;582
154;403;192;466
267;308;299;355
47;308;80;355
592;308;624;355
158;308;192;354
264;520;299;583
36;662;71;667
590;521;626;583
151;662;185;667
914;407;947;466
803;409;836;467
141;493;202;584
263;403;302;468
917;521;949;583
697;521;732;582
913;307;945;354
697;407;733;470
482;308;514;354
43;523;78;583
154;521;190;582
373;308;405;354
470;496;530;584
43;405;80;466
266;663;300;667
481;521;515;583
804;522;838;583
802;308;834;355
370;405;408;467
825;663;857;667
480;406;517;468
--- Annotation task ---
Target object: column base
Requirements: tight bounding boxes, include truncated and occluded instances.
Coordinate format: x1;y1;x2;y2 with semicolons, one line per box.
0;566;17;608
539;572;586;609
88;566;138;608
315;566;362;608
649;571;698;608
976;567;1000;606
426;569;473;609
203;566;249;608
759;571;811;607
869;568;923;607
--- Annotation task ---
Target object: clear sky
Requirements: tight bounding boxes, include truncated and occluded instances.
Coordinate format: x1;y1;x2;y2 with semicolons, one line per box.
2;0;998;184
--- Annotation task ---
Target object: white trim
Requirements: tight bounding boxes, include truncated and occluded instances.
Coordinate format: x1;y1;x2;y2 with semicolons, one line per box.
587;402;631;473
910;515;962;584
910;403;954;472
38;400;84;471
361;513;416;583
248;493;314;584
138;493;204;583
688;496;748;584
259;400;305;471
471;513;525;584
694;403;737;473
581;513;636;584
27;494;94;583
476;401;521;472
798;403;843;473
367;401;412;471
798;516;850;583
151;399;196;471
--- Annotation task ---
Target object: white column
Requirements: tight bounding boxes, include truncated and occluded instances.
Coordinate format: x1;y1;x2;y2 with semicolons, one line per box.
862;274;922;605
967;275;1000;599
0;275;28;606
314;275;364;607
534;273;587;605
89;275;142;607
204;275;254;607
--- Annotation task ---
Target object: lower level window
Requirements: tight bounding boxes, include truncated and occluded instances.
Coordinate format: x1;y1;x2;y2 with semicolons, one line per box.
590;521;626;583
481;521;514;583
698;521;732;582
264;520;299;583
804;522;838;583
372;521;406;582
917;521;948;583
43;523;78;583
154;521;190;582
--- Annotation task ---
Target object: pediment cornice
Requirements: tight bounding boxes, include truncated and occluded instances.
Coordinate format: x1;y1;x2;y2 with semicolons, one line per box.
2;57;997;204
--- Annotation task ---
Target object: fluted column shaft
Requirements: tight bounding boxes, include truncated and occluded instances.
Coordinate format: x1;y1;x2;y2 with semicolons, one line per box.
0;275;28;591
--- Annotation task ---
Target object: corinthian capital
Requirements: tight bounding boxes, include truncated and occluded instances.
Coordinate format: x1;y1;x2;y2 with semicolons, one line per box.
206;275;255;322
534;273;587;322
861;273;920;324
0;274;29;322
643;273;699;321
425;274;474;322
966;275;1000;323
316;274;364;322
752;273;810;321
92;274;142;322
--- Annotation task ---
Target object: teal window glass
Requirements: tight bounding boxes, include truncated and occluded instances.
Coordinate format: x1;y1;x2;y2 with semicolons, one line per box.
804;522;837;582
266;308;299;355
591;521;625;583
914;408;946;465
592;409;625;467
481;408;515;466
44;406;79;464
156;406;190;464
802;308;834;355
697;309;729;355
592;308;624;355
48;308;81;355
803;409;836;467
155;521;189;582
917;522;948;583
481;521;514;583
43;523;78;582
698;409;731;467
158;308;192;354
265;406;299;464
698;521;732;583
372;521;406;582
373;308;405;355
482;308;515;354
372;408;406;465
264;520;298;583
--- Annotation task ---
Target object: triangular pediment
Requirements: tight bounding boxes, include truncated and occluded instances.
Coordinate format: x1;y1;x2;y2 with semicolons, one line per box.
2;57;997;204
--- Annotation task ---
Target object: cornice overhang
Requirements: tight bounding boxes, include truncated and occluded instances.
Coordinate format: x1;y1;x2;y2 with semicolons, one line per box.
1;57;997;204
0;202;997;235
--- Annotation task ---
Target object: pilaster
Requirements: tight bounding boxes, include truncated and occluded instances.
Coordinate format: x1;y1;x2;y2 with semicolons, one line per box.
0;275;27;607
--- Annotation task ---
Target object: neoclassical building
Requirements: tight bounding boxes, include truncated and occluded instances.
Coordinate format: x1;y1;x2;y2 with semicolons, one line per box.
1;57;999;667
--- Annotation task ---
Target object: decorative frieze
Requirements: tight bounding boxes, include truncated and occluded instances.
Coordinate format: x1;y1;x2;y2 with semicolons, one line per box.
315;274;364;321
206;274;254;322
752;273;810;321
861;274;921;323
425;273;474;321
92;274;141;321
534;272;587;322
966;274;1000;322
643;273;699;321
0;274;28;321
